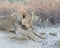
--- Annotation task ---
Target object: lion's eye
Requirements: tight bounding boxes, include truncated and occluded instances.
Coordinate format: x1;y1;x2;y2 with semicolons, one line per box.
23;16;25;18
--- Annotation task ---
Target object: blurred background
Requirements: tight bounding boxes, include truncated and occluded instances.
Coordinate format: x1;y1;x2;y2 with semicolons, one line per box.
0;0;60;27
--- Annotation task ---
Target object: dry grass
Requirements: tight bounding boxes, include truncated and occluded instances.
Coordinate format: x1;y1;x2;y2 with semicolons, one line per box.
0;0;60;22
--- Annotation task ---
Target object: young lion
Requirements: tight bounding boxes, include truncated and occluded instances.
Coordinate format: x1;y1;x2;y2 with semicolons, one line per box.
0;12;41;42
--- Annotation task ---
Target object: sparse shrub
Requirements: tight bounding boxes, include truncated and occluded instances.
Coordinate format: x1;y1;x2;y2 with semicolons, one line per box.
49;32;57;36
57;40;60;46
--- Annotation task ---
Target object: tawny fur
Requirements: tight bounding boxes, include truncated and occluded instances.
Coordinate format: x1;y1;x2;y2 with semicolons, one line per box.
0;12;41;42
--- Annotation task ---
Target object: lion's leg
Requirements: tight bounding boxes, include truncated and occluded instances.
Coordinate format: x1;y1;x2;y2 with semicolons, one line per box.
16;27;41;42
24;30;41;42
7;27;16;33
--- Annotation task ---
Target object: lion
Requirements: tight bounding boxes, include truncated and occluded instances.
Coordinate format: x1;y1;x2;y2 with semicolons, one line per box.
0;12;41;42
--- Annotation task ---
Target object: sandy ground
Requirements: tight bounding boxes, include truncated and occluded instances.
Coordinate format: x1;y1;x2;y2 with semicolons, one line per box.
0;26;60;48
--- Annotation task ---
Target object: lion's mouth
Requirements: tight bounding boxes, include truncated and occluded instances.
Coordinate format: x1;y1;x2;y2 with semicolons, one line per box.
19;22;32;30
21;25;28;30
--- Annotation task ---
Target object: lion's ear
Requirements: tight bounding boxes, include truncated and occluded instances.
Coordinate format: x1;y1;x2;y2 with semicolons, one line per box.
30;12;34;19
31;12;34;16
22;13;26;18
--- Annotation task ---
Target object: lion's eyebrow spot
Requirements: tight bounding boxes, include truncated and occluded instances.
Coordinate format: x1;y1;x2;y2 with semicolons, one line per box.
22;13;26;18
